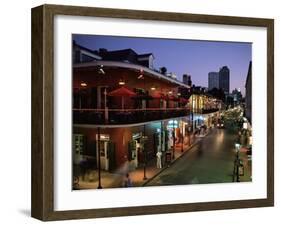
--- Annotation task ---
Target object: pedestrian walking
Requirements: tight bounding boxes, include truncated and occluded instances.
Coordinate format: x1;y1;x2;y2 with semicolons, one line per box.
156;151;162;168
123;173;133;187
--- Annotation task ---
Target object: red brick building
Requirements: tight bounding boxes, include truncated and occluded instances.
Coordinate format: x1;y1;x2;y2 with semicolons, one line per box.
72;44;193;172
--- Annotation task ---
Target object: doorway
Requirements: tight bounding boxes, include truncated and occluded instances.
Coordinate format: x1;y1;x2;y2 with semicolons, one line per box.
130;132;143;168
96;134;110;171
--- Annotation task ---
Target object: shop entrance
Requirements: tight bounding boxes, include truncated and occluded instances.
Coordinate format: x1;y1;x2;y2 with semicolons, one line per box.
96;134;110;171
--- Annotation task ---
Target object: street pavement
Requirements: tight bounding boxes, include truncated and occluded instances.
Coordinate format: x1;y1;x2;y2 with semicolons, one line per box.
76;127;251;189
145;128;252;186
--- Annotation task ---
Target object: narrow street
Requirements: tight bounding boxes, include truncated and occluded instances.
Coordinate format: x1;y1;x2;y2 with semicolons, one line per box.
145;128;251;186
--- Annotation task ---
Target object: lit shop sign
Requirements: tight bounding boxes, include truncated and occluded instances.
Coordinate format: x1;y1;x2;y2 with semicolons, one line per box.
132;133;142;139
167;120;178;128
194;115;204;120
142;136;148;140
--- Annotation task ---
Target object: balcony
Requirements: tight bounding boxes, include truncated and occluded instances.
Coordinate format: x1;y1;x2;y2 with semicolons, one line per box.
73;107;190;125
193;108;220;114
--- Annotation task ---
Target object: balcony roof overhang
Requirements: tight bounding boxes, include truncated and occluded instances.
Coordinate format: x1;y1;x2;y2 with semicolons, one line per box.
73;61;190;89
73;115;190;128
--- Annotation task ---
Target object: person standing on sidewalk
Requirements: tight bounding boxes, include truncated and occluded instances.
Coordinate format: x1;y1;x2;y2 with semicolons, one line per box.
156;151;162;168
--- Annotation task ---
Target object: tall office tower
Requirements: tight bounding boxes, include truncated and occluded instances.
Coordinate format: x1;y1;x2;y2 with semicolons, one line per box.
187;75;192;87
182;74;192;87
183;74;188;84
219;66;230;94
208;72;219;90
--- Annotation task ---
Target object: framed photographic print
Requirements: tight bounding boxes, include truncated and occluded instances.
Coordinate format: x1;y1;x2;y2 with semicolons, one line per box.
31;4;274;221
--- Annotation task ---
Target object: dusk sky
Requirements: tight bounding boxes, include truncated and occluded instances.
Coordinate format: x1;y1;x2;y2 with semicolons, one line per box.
73;34;251;96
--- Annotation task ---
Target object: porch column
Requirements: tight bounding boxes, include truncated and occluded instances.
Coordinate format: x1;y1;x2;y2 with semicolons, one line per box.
172;120;175;159
97;127;102;189
104;88;108;123
181;118;184;153
143;124;147;180
97;86;101;109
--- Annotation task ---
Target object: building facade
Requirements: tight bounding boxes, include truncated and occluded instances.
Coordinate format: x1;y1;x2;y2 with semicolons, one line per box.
189;93;221;130
245;61;252;123
73;45;194;173
232;88;243;106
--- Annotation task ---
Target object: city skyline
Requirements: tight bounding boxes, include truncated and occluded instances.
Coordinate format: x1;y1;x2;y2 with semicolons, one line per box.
73;34;252;96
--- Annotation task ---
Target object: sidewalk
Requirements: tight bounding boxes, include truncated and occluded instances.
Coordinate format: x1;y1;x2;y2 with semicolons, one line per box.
76;132;206;189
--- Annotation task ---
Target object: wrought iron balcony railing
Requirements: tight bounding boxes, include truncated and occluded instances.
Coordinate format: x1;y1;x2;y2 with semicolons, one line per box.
73;107;190;125
192;108;220;114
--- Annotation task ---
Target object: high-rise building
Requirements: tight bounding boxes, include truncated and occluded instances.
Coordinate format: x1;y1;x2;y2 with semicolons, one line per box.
183;74;188;84
219;66;230;94
182;74;192;86
208;72;219;90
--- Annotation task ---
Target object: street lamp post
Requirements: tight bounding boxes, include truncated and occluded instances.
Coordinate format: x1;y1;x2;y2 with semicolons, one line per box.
172;120;175;159
97;127;102;189
104;87;108;124
143;124;147;180
233;143;241;182
191;93;194;132
161;121;164;152
181;118;184;153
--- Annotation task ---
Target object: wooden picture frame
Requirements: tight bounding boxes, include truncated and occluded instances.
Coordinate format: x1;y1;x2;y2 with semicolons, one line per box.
31;4;274;221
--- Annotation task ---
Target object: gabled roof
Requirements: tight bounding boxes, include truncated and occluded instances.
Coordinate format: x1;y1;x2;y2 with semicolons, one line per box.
138;53;154;59
99;48;139;63
73;41;101;56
